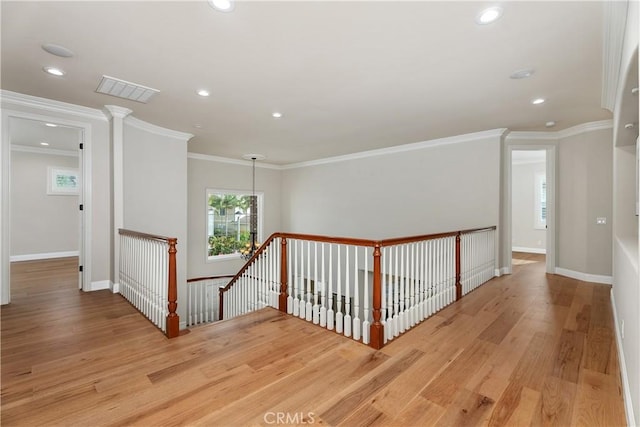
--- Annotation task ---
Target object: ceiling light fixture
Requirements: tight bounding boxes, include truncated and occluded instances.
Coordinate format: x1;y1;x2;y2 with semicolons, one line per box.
43;66;65;76
40;142;50;146
272;112;283;118
208;0;234;12
194;124;203;129
545;121;556;128
510;69;535;79
197;89;210;97
532;98;545;105
45;123;58;127
476;6;503;25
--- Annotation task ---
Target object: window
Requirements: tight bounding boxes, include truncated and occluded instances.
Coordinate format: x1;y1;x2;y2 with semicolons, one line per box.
534;173;546;229
206;189;263;260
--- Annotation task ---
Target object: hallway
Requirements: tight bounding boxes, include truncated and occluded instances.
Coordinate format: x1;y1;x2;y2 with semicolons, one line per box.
1;256;627;426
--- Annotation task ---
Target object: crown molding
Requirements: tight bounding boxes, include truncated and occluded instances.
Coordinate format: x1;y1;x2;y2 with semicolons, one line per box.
11;144;78;157
125;116;194;142
507;120;613;141
187;152;281;170
282;128;509;170
0;90;107;122
104;105;132;119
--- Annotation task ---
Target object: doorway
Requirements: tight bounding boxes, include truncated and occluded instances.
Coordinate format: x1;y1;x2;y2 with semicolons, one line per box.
511;150;547;267
1;110;90;304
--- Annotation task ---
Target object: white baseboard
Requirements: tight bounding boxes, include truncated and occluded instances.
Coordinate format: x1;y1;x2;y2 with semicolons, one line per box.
10;251;79;262
111;282;120;294
554;267;613;285
512;246;546;254
610;290;636;426
496;267;511;276
85;280;112;292
180;320;187;330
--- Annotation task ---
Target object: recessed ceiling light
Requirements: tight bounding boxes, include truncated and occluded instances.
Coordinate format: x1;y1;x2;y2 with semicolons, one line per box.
242;154;266;161
510;69;535;79
41;43;74;58
476;7;503;25
272;112;283;118
43;66;65;76
532;98;545;105
40;142;50;146
197;89;210;97
545;121;556;128
194;124;203;129
208;0;234;12
44;123;58;127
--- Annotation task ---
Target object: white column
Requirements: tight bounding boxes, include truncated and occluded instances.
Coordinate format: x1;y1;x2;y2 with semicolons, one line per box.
104;105;132;291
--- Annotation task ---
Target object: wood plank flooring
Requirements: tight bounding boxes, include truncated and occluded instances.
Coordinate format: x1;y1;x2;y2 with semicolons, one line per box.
1;254;627;426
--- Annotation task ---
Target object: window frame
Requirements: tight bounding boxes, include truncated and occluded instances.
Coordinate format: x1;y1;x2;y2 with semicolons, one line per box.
205;188;264;262
534;172;547;230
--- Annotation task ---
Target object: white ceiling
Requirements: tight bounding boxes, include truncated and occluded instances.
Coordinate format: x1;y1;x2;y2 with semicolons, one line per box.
1;1;611;165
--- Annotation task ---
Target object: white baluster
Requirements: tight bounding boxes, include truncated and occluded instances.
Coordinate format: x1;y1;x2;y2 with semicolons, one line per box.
363;247;370;345
336;245;343;334
320;243;327;327
305;241;312;321
399;244;406;333
293;240;300;316
353;246;360;341
393;245;399;338
287;238;293;314
313;242;320;324
344;246;352;337
327;244;334;330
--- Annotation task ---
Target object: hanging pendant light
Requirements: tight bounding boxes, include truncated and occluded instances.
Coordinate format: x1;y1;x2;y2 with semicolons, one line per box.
240;154;264;260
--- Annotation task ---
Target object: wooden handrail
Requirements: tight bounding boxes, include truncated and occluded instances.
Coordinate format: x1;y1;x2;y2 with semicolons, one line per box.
119;228;175;243
187;275;235;283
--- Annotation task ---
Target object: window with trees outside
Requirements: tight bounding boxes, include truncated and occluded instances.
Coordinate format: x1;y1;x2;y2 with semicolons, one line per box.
206;189;263;260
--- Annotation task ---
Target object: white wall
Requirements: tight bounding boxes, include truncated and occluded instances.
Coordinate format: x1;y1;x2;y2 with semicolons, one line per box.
558;128;613;276
123;120;189;322
610;1;639;424
512;160;546;252
11;150;79;257
282;133;502;240
187;156;282;278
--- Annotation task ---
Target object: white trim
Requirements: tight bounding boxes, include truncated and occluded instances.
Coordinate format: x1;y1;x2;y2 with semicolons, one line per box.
507;120;613;141
10;251;79;262
11;144;78;157
1;90;107;121
188;152;281;170
554;267;613;285
125;116;193;142
610;289;636;426
512;246;546;254
496;267;511;276
86;280;112;292
601;1;629;112
180;320;187;330
283;128;509;170
111;282;120;294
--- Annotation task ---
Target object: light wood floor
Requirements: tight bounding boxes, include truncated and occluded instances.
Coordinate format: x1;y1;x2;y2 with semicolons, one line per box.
2;255;626;426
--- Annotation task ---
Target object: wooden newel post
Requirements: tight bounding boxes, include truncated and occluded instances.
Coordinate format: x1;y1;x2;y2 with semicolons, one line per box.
279;237;288;312
369;244;384;350
166;238;180;338
455;232;462;301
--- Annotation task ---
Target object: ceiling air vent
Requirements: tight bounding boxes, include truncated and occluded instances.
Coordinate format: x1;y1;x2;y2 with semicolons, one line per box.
95;75;159;103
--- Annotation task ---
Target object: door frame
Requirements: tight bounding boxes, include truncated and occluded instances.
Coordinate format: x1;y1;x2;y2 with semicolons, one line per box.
502;142;557;275
1;109;92;303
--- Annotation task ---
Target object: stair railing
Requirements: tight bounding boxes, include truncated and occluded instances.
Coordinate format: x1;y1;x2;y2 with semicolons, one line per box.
218;226;497;350
118;229;179;338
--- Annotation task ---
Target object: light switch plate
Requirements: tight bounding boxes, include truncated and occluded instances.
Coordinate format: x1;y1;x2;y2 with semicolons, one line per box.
596;217;607;225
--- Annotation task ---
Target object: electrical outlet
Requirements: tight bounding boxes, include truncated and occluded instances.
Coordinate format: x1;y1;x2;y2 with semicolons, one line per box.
621;319;625;339
596;217;607;225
